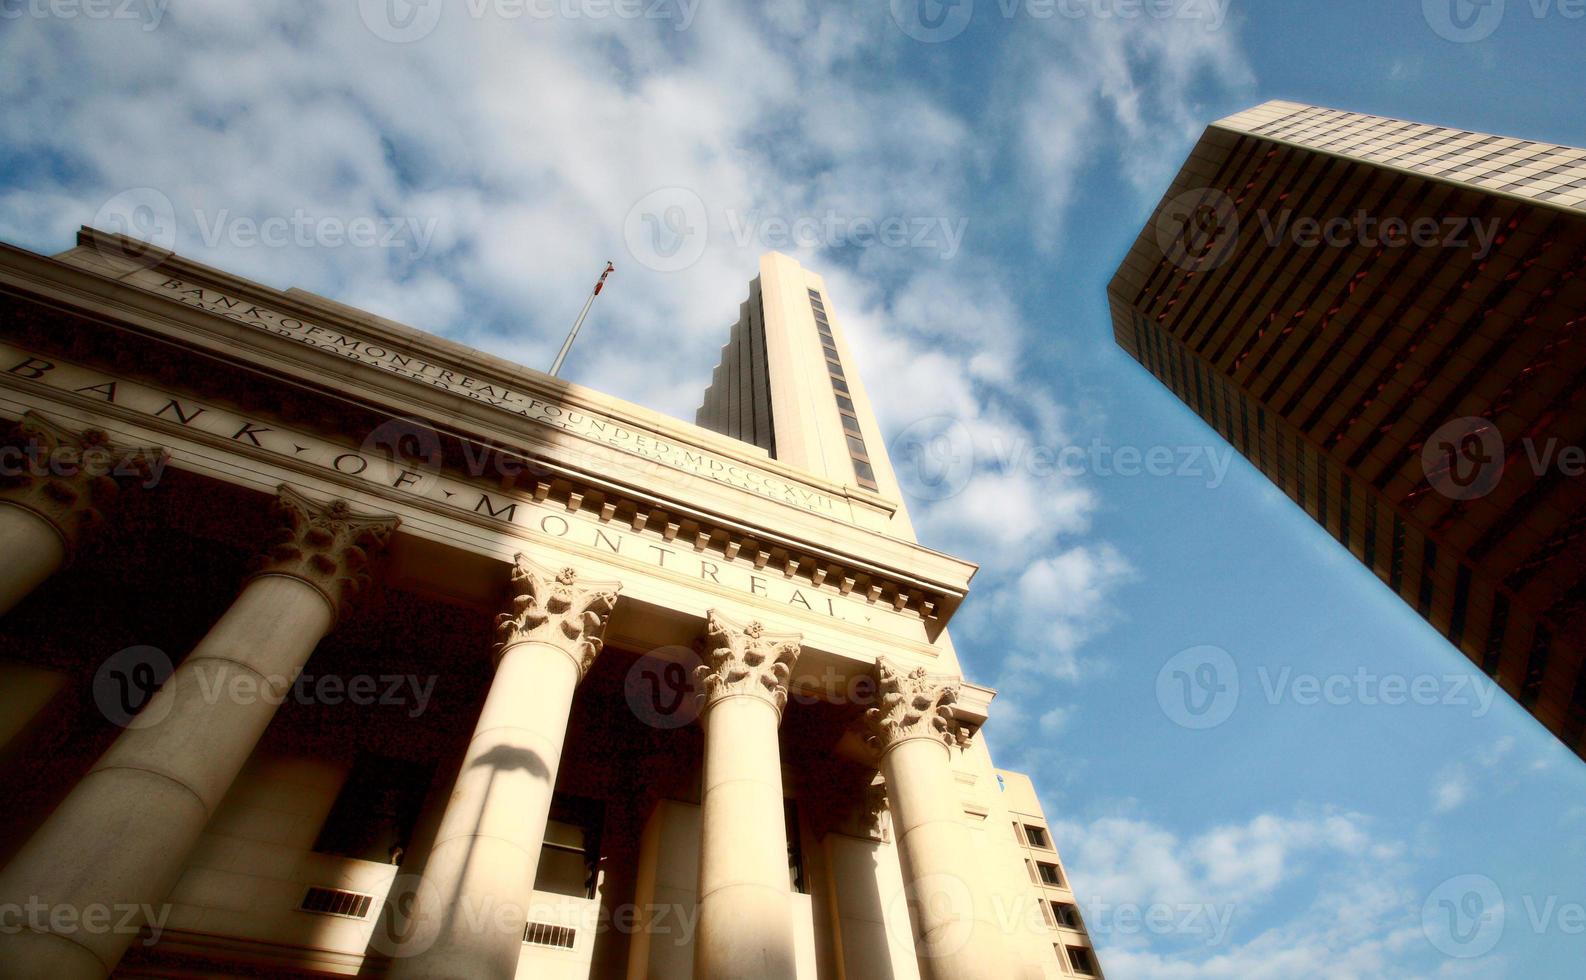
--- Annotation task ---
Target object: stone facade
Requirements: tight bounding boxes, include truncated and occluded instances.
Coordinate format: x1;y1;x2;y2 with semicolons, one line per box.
0;230;1101;978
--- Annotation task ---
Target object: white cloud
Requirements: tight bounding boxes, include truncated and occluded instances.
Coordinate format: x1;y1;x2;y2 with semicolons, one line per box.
1047;808;1471;979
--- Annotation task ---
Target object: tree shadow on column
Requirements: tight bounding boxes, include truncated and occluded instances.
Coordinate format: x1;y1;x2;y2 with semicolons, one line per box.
367;742;552;972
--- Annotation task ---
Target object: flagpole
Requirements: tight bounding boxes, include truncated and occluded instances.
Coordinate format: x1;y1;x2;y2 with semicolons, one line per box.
550;261;614;377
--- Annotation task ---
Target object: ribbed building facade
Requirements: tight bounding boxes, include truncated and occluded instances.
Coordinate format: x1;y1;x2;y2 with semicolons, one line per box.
1110;100;1586;761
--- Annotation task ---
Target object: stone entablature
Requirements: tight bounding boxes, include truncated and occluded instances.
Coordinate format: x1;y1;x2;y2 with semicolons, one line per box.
0;231;975;627
60;229;889;524
0;336;959;634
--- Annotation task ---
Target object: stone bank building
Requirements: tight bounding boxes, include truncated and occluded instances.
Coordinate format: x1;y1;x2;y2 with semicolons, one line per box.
0;231;1101;979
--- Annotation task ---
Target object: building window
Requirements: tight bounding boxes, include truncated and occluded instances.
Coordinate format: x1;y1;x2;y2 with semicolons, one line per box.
786;800;807;894
1037;861;1063;886
313;752;433;864
1023;824;1051;848
1067;944;1098;976
852;458;878;489
1012;821;1026;845
1025;859;1038;883
1051;901;1081;929
536;796;604;899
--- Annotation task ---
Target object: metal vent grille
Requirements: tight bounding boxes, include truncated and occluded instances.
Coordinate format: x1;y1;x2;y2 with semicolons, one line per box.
299;886;374;919
523;921;577;948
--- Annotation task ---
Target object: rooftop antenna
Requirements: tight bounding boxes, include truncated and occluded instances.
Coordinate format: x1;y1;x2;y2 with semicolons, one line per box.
549;261;615;377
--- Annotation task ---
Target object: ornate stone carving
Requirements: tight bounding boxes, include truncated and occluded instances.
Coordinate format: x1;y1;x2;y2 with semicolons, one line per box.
251;484;399;618
0;411;165;552
695;610;801;715
865;657;963;754
495;554;621;678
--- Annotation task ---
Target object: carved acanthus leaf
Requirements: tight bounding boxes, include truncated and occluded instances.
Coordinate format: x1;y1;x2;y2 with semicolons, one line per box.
252;484;399;617
695;610;801;715
0;411;166;551
865;657;962;753
495;554;621;678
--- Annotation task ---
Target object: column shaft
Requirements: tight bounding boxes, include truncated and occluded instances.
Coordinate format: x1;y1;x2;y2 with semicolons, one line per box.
0;574;335;979
0;504;66;616
867;658;1010;980
390;640;581;979
695;693;797;980
880;737;1008;980
0;484;393;980
387;556;619;980
0;412;163;616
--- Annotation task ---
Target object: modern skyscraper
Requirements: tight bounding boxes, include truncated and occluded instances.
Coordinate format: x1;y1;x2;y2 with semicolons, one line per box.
0;230;1100;978
1110;100;1586;761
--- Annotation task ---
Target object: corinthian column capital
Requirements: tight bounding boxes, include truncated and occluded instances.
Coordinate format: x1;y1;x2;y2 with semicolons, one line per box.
865;657;962;755
0;411;165;552
494;554;621;679
695;610;801;717
251;484;398;619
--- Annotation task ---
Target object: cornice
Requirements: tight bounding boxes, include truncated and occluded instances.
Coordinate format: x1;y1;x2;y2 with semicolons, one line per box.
0;233;980;628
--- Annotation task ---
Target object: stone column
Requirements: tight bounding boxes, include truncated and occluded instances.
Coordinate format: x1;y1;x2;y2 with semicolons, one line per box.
692;610;801;980
388;556;619;980
867;658;1009;980
0;411;163;616
0;485;395;980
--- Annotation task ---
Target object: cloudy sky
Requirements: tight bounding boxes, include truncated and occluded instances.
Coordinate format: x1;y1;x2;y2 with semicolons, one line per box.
2;2;1584;976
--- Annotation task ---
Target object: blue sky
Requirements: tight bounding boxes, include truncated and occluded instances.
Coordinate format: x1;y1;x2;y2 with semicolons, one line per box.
2;2;1584;976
